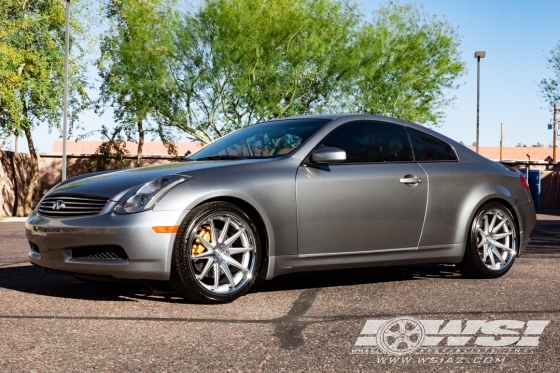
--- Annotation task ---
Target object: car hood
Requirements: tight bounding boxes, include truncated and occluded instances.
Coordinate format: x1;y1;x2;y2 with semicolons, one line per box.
49;160;263;200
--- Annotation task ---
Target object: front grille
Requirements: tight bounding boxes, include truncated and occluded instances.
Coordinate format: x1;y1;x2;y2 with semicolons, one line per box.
71;245;128;260
38;194;109;218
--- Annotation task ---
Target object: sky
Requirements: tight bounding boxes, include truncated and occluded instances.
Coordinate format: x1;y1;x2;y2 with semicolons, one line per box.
7;0;560;153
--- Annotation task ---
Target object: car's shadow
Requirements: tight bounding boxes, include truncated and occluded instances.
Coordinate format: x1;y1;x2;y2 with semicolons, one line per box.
0;262;461;303
249;263;461;293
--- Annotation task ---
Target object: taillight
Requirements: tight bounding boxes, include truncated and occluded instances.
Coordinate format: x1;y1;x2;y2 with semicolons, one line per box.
519;172;529;190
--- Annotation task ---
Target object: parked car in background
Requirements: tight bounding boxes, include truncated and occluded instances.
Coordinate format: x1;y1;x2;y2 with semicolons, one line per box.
26;114;536;303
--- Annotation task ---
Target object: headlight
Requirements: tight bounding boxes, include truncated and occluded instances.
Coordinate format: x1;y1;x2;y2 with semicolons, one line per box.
114;174;189;214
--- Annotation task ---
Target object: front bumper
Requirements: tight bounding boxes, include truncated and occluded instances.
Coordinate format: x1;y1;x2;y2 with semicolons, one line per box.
25;207;189;281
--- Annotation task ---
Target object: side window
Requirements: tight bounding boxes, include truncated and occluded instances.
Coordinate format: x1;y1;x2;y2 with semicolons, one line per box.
407;128;457;162
318;121;413;163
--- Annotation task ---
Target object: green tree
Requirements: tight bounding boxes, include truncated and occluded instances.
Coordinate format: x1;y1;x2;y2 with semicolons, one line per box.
97;0;179;166
540;41;560;107
161;0;361;143
350;2;466;125
0;0;89;215
90;125;130;171
162;0;465;142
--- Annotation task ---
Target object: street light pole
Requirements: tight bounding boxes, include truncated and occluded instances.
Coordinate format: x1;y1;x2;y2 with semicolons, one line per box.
554;103;558;163
62;0;70;181
475;51;486;154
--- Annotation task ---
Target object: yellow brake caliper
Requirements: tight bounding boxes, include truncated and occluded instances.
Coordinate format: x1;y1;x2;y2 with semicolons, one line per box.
192;225;211;255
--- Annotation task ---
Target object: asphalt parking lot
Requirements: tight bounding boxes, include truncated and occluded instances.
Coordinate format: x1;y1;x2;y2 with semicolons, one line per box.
1;213;560;373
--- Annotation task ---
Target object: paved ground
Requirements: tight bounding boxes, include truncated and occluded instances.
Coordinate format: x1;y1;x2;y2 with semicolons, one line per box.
1;213;560;372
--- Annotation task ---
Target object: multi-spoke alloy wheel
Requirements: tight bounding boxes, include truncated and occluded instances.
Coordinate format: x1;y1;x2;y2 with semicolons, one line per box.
475;208;516;270
458;202;518;278
171;202;261;303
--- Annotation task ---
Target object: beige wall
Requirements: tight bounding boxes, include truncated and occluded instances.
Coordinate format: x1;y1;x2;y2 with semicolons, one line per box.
1;151;178;217
38;153;180;198
53;140;204;155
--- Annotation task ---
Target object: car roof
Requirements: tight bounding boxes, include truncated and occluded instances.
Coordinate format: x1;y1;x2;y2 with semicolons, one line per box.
287;114;455;143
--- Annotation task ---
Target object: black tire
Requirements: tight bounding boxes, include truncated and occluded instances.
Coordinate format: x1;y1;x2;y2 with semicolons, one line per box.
458;202;518;279
170;201;262;304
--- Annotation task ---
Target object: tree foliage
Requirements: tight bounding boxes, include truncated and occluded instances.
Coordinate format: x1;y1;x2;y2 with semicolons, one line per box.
159;0;465;143
350;2;466;125
540;41;560;107
0;0;89;214
160;0;361;143
0;0;89;134
97;0;179;165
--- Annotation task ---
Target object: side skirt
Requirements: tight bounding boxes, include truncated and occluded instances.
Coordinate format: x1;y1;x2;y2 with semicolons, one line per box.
264;244;464;280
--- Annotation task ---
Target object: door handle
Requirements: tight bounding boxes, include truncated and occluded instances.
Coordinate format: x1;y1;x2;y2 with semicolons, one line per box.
400;175;422;184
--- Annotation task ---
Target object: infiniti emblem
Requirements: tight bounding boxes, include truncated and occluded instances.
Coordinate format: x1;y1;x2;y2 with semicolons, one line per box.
52;200;66;211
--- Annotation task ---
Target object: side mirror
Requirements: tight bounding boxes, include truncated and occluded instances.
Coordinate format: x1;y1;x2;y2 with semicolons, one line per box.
311;147;346;164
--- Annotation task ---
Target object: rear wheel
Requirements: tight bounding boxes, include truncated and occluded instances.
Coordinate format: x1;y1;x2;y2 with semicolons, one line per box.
170;201;261;303
458;202;518;278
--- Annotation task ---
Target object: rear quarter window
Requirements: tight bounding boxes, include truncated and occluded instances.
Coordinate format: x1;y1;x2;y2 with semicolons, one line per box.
407;128;457;162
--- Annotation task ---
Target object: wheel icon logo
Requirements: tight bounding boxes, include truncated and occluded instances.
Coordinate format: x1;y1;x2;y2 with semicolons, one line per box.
376;317;425;355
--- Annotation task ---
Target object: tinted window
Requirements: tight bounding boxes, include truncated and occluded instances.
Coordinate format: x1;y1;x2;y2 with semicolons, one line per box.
191;119;330;159
318;121;413;163
407;128;457;162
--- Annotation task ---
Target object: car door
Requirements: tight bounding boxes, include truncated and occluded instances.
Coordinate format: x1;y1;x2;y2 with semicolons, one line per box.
296;120;428;255
405;127;463;248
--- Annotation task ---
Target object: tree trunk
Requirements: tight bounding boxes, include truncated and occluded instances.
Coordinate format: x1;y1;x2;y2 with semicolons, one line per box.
0;151;5;213
0;130;13;150
137;119;144;167
23;126;39;216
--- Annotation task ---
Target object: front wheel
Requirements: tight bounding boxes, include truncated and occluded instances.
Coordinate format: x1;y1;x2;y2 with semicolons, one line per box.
170;201;261;304
458;202;518;279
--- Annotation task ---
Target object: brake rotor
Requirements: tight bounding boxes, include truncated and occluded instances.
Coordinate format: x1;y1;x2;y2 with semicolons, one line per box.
192;224;211;255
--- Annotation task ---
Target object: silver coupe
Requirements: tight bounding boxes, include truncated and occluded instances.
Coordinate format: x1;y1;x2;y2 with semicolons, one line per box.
26;114;536;303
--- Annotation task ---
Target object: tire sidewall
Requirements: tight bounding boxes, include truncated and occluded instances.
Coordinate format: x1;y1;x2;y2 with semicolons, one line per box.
172;202;262;303
467;202;517;278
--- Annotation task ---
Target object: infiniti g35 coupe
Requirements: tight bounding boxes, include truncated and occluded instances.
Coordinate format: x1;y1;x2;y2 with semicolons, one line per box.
26;114;536;303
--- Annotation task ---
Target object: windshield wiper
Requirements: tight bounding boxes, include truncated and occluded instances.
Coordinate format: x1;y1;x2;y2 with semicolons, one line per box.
193;155;246;161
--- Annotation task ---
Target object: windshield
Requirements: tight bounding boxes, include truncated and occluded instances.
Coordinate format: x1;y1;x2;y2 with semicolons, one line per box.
189;118;331;160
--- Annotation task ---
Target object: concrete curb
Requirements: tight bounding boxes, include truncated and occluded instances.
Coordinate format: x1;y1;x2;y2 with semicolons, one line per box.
0;217;29;222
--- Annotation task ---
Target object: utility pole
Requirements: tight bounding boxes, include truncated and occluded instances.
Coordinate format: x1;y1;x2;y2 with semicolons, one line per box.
500;123;504;161
475;51;486;153
62;0;70;181
554;103;558;163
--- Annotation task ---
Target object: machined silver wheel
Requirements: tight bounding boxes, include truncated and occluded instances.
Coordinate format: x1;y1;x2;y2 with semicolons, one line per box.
171;201;262;303
475;208;516;271
189;212;256;294
458;202;518;279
